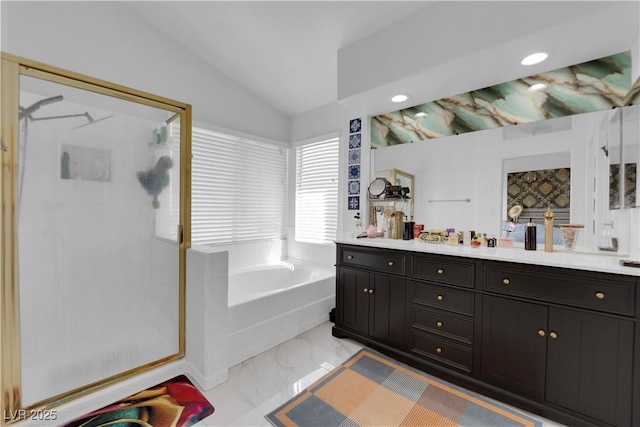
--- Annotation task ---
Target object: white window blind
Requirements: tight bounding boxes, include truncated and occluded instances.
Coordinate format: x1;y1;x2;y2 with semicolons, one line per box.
295;137;339;243
190;126;286;245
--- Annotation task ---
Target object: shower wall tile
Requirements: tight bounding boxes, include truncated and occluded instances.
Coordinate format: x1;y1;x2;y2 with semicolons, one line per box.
186;248;229;390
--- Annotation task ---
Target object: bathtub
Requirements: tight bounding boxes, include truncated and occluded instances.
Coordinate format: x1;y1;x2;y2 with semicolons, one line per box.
227;259;335;367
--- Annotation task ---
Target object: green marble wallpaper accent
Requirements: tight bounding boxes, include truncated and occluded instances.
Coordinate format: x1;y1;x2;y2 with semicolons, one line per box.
625;75;640;106
372;51;632;148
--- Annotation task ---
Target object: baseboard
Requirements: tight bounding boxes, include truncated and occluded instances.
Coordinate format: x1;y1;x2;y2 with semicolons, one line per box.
186;361;228;391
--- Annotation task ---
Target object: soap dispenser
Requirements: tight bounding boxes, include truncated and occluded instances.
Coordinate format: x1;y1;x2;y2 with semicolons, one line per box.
525;218;537;251
544;207;554;252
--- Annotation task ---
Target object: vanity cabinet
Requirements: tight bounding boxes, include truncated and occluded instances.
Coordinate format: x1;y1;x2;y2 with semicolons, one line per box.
333;243;640;427
336;246;407;347
408;254;478;373
482;261;636;426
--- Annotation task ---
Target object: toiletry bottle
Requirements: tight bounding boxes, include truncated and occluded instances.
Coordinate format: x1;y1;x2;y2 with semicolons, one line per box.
544;207;554;252
525;219;537;250
599;221;618;252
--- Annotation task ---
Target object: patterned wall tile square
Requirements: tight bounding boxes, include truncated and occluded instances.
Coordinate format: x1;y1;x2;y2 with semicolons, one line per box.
348;165;361;180
348;180;360;195
349;118;362;134
348;196;360;210
348;149;361;164
349;133;362;149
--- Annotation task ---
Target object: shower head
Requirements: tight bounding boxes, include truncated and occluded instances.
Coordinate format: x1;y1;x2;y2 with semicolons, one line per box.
72;113;115;130
19;95;64;120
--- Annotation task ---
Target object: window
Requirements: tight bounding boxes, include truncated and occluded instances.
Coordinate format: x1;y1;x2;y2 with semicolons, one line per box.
295;137;339;243
189;126;286;245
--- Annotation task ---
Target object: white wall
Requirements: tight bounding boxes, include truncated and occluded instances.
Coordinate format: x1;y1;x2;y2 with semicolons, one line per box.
1;1;289;143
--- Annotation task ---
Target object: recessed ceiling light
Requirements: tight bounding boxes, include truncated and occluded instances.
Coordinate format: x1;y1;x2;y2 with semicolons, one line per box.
414;112;427;118
521;52;548;66
528;83;548;92
390;94;410;103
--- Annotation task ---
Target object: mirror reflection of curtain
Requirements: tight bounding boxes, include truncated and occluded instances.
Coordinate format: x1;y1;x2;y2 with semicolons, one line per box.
609;163;637;209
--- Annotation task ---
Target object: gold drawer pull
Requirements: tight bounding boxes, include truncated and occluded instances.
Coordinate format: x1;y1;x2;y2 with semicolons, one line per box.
549;332;558;339
437;295;444;301
347;255;353;260
388;261;394;267
437;269;444;274
369;289;374;294
502;278;510;285
436;347;442;353
363;288;369;293
538;329;546;337
436;321;443;328
595;292;605;300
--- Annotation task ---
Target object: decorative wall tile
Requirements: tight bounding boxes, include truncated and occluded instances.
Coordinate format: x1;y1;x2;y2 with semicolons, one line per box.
507;168;571;211
349;133;362;149
372;51;633;148
348;165;360;180
348;196;360;210
349;118;362;134
348;180;360;195
348;149;361;164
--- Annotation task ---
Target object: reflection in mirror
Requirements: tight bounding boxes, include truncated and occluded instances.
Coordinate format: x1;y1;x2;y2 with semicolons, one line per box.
606;105;638;210
18;74;181;406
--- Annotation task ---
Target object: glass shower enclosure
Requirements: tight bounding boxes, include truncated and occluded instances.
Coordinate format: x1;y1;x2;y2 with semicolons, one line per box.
1;53;191;422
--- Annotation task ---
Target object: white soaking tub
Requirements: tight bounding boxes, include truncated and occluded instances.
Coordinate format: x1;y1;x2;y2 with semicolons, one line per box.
227;259;335;367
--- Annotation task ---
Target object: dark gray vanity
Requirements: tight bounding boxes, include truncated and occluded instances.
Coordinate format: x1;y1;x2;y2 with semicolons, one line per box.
333;240;640;427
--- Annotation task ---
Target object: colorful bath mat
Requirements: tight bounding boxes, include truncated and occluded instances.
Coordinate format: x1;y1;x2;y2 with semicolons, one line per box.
63;375;214;427
266;349;544;427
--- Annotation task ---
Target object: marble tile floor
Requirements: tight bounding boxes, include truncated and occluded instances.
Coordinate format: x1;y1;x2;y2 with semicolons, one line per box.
195;321;565;427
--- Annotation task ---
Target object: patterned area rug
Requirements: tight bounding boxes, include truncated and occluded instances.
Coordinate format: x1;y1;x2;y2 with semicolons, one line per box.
63;375;214;427
266;349;543;427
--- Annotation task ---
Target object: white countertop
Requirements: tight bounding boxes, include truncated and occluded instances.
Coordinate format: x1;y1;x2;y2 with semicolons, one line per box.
336;238;640;277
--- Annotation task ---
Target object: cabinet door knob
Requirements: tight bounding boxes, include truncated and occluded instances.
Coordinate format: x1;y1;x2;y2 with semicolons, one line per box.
363;288;368;293
369;289;374;294
437;295;444;301
436;321;443;327
436;347;442;353
538;329;546;337
347;255;353;260
388;261;394;267
437;269;444;274
549;332;558;339
595;292;605;300
502;278;510;285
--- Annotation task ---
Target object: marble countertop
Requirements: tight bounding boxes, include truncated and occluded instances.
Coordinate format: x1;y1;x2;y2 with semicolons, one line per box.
336;238;640;277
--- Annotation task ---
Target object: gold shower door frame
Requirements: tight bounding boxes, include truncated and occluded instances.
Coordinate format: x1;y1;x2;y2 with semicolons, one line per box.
0;52;191;424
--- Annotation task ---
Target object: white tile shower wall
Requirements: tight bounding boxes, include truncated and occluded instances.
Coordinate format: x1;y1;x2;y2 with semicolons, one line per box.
17;93;179;406
220;239;285;270
286;233;336;265
186;246;229;390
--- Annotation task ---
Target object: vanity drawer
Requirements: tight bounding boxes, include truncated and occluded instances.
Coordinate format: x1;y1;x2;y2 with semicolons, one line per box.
483;263;635;316
412;255;476;288
340;246;406;275
411;282;474;316
411;306;474;344
410;330;473;373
